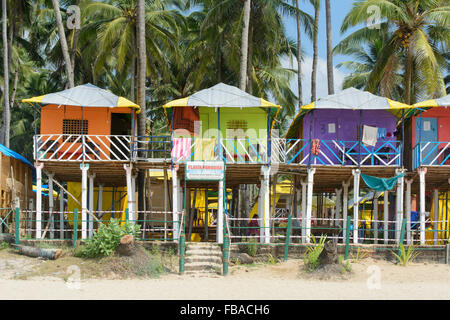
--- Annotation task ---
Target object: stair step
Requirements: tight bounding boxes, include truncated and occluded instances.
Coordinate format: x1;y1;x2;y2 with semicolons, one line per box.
185;261;222;271
186;251;222;258
185;256;222;264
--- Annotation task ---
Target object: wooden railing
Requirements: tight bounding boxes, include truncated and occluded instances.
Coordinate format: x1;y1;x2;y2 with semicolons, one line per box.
413;141;450;169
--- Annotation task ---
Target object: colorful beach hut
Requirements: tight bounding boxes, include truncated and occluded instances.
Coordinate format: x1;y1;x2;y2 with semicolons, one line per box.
163;83;280;163
285;88;411;166
408;94;450;168
23;83;140;162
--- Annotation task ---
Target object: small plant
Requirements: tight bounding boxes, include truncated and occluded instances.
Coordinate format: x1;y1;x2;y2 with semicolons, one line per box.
246;238;258;257
392;244;420;266
167;247;175;257
75;218;141;258
303;234;327;272
0;242;9;250
351;247;368;263
151;244;160;256
266;253;279;265
338;255;352;274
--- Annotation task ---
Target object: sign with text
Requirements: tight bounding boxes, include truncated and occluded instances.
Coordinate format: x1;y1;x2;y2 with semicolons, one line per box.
186;161;225;181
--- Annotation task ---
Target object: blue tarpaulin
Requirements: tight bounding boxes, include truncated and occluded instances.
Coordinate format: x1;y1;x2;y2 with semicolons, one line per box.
0;143;35;181
361;172;405;192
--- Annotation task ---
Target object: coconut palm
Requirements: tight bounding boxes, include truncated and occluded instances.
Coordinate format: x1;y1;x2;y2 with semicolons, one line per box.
51;0;74;88
340;0;449;104
1;0;10;147
325;0;334;95
310;0;320;102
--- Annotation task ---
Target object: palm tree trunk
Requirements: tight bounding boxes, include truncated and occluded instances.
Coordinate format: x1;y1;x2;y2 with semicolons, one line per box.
405;45;413;105
247;12;253;95
295;0;303;107
2;0;10;148
311;0;319;102
325;0;334;95
136;0;147;212
51;0;74;88
239;0;251;91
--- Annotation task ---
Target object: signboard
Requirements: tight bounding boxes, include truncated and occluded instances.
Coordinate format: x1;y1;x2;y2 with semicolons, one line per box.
186;161;225;181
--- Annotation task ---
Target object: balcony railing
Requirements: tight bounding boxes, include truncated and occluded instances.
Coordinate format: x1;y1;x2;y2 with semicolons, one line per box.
34;135;403;167
34;134;133;162
272;138;402;166
413;141;450;169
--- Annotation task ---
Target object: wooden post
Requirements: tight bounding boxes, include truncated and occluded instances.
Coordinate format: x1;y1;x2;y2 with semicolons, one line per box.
131;174;137;223
373;193;378;244
164;168;168;241
88;173;95;238
352;169;360;244
172;166;179;241
205;188;209;241
434;188;439;245
335;188;342;229
284;214;292;261
306;168;316;243
217;179;224;244
72;208;78;248
263;166;270;244
301;181;307;243
48;172;54;239
59;188;64;239
35;162;43;239
384;191;389;244
223;232;229;276
342;182;349;244
395;169;404;244
80;163;89;239
124;164;133;223
27;198;33;237
344;215;351;260
15;207;20;245
418;168;426;245
405;179;412;245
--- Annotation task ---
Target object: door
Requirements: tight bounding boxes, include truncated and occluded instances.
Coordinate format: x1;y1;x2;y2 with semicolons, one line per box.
415;118;438;165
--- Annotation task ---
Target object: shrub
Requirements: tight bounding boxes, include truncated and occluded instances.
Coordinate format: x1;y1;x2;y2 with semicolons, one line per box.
76;218;141;258
303;235;327;272
247;238;258;257
392;244;420;266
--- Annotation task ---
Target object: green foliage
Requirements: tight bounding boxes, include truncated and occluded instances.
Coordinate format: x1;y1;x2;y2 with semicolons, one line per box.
75;218;141;258
246;238;258;257
0;242;9;250
266;253;279;265
351;247;368;263
392;244;420;267
303;234;327;272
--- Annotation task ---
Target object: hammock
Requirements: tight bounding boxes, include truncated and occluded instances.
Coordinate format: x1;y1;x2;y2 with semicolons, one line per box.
361;172;405;192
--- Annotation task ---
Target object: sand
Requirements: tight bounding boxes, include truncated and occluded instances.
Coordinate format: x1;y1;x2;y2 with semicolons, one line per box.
1;251;450;300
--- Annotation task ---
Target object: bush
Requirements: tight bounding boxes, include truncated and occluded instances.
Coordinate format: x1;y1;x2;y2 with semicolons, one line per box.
392;244;420;266
303;235;327;272
75;218;141;258
246;238;258;257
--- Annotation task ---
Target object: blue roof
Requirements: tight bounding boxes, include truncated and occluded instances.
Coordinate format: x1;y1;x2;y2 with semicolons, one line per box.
0;144;34;169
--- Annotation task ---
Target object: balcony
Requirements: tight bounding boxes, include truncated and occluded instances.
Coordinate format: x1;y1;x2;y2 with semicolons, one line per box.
272;138;402;167
34;135;403;167
413;141;450;169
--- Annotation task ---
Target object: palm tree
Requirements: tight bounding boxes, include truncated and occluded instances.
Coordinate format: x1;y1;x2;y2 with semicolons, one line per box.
325;0;334;95
335;28;404;101
240;0;251;91
310;0;320;102
51;0;74;88
1;0;10;147
341;0;449;104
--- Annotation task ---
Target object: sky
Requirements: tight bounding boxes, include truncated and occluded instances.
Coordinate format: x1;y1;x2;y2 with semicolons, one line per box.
282;0;360;105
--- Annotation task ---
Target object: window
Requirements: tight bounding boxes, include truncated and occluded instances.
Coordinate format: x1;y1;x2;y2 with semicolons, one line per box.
63;119;88;141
